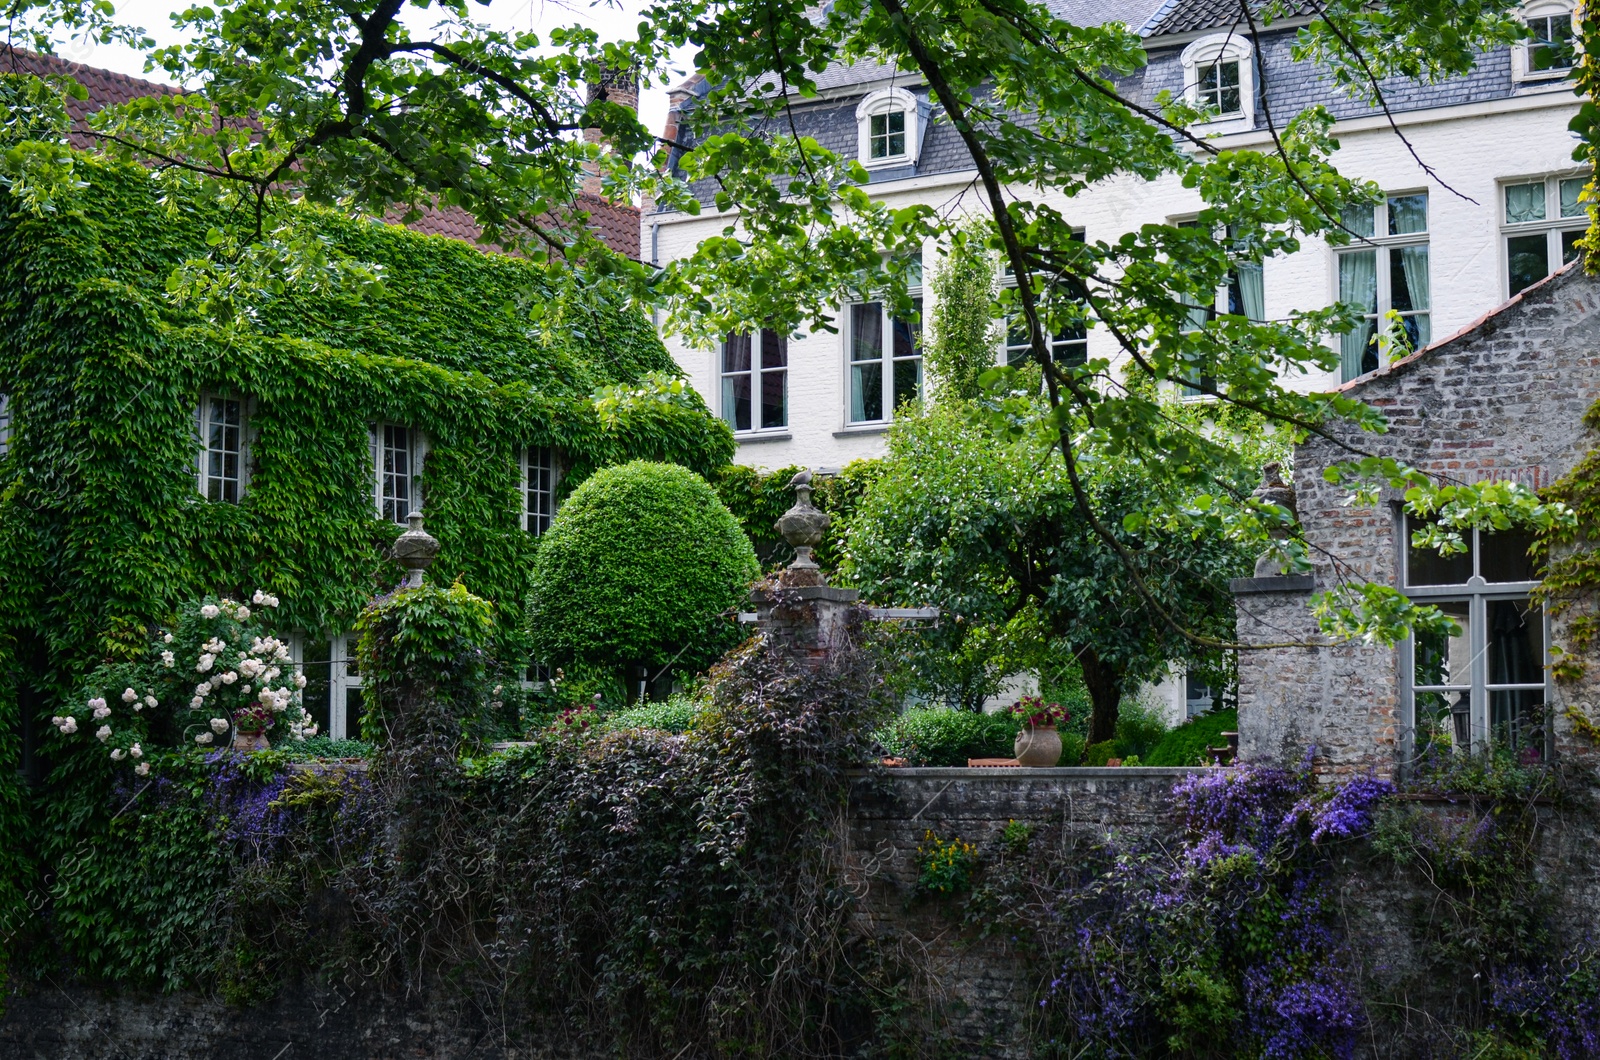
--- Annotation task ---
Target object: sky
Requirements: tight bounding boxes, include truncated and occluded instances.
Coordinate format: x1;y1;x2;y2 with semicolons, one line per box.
42;0;694;138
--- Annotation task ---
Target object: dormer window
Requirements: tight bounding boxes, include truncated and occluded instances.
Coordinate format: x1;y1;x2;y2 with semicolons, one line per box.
1515;2;1576;81
1180;35;1255;129
855;87;923;170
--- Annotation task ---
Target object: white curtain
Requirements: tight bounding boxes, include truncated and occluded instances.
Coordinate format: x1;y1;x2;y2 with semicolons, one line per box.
850;303;883;422
1399;246;1431;347
1338;250;1377;381
1236;262;1264;321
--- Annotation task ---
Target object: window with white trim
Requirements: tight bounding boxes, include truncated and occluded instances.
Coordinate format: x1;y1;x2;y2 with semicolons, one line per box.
721;329;788;433
1174;221;1266;395
196;393;249;503
1514;2;1576;81
295;633;364;741
1503;175;1587;296
0;393;10;459
1334;193;1430;382
855;86;923;170
1001;232;1089;369
1180;34;1255;128
1400;514;1548;761
371;423;423;525
524;445;559;535
847;268;923;425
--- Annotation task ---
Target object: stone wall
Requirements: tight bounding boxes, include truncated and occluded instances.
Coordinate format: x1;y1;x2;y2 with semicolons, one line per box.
1235;265;1600;776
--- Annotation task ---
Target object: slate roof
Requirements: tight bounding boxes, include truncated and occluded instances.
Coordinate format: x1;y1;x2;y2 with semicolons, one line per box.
1;46;641;259
1139;0;1315;38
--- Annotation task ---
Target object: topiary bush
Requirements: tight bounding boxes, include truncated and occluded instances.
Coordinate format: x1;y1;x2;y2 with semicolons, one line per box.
1144;708;1239;767
872;708;1019;766
527;461;760;693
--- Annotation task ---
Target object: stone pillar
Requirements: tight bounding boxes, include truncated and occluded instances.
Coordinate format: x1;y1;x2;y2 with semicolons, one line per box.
747;471;860;666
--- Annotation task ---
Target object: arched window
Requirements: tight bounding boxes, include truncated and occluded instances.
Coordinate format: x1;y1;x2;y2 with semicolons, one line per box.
1180;34;1255;129
855;86;923;170
1514;1;1576;82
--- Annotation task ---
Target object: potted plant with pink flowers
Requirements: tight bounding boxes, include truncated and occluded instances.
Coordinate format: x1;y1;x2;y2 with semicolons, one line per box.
1008;695;1069;767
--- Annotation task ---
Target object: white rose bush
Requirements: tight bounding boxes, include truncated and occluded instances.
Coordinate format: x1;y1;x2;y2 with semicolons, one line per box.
51;592;317;772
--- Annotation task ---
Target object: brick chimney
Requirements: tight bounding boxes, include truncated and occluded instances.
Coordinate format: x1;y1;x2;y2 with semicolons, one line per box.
582;64;639;200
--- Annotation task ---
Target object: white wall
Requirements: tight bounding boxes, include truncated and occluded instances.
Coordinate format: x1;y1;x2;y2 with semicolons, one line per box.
649;90;1583;472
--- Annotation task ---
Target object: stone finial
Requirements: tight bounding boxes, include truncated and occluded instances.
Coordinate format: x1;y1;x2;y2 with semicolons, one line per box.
1251;462;1300;578
775;470;831;585
392;512;440;588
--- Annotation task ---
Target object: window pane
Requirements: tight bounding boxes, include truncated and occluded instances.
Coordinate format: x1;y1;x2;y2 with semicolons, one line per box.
344;686;364;743
1414;600;1471;686
759;329;786;370
1529;15;1575;71
851;303;884;363
1562;228;1584;264
1479;526;1537;583
1504;182;1546;225
850;303;884;422
1406;516;1473;586
1559;177;1586;218
723;333;752;373
301;638;332;738
1338;250;1378;313
1388;193;1427;235
722;374;752;432
1507;234;1551;296
1487;599;1543;686
1340;204;1376;239
527;446;556;535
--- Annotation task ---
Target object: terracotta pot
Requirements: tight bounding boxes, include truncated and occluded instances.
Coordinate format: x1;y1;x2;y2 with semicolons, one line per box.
233;731;270;753
1014;723;1062;767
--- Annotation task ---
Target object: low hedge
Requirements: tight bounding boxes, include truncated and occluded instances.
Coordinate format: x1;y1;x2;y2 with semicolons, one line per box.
1144;708;1239;767
873;708;1020;766
606;696;702;734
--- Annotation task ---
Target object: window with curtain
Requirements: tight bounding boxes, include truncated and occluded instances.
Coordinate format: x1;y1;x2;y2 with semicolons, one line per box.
1335;193;1430;383
1174;221;1265;395
721;329;788;433
1401;514;1546;762
196;394;248;503
1502;175;1587;297
847;260;923;425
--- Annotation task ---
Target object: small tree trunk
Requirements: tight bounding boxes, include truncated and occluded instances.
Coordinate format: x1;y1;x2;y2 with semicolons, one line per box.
1078;645;1124;747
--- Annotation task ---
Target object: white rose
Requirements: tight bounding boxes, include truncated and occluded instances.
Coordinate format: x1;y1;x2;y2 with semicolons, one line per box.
143;695;158;709
62;717;78;733
161;651;175;668
200;604;219;619
95;725;111;742
195;683;210;698
134;762;150;776
110;748;126;761
190;696;203;709
294;674;307;690
236;606;251;621
195;732;214;745
87;696;106;711
301;723;318;738
210;718;230;734
196;654;215;673
92;704;111;720
220;671;238;685
121;688;137;703
267;595;280;608
130;743;143;759
50;716;63;728
252;590;264;604
162;632;174;644
240;684;251;695
265;667;280;682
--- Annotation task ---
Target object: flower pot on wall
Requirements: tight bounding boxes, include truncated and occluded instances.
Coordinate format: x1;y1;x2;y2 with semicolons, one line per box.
1014;723;1062;767
233;731;269;752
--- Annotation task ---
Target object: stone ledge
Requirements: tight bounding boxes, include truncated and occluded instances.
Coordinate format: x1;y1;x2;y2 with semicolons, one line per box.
1230;573;1316;594
846;766;1212;779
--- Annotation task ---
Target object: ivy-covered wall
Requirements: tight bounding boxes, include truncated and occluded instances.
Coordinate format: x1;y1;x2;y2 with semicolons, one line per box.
0;151;733;757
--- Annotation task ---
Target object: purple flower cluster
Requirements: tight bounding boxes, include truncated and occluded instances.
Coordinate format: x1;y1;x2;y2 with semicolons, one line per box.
1486;945;1600;1059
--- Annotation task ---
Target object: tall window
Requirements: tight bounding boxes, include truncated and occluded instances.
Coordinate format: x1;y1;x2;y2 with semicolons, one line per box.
1503;176;1587;296
1401;515;1547;760
1001;236;1089;369
1336;193;1430;382
372;423;419;525
1175;223;1265;395
196;394;247;503
0;393;10;459
721;329;788;433
524;445;559;535
848;298;922;424
869;110;906;160
296;634;364;741
1196;59;1242;116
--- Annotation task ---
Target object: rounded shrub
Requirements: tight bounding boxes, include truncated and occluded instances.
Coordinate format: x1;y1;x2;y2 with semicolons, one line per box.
872;708;1019;766
1144;708;1238;767
527;461;759;686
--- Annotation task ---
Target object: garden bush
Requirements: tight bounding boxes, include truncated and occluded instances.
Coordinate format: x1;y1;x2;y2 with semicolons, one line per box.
1112;695;1170;761
527;461;760;690
872;708;1019;766
1144;708;1239;766
606;694;702;734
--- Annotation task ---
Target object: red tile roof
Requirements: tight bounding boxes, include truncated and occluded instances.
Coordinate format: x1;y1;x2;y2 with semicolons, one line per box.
1;46;642;259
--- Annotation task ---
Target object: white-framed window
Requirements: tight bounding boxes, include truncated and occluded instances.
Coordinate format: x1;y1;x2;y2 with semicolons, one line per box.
1399;514;1548;762
1502;175;1587;296
1513;2;1576;81
855;86;924;170
847;293;923;425
1334;192;1430;383
1174;221;1266;395
195;393;250;503
1000;233;1090;370
721;329;788;433
370;423;424;525
1185;671;1216;720
1180;34;1255;129
0;393;10;459
523;445;559;535
294;633;364;742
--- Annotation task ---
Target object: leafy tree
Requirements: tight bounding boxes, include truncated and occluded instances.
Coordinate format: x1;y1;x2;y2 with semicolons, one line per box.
844;403;1251;744
526;461;759;698
3;0;1575;647
924;219;1001;404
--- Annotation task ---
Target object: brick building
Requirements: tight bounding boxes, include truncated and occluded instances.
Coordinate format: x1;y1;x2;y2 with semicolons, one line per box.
1232;262;1600;775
